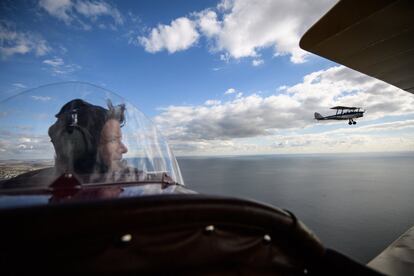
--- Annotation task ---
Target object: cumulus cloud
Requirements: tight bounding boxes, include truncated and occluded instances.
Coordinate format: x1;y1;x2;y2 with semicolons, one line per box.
212;0;338;63
169;132;414;156
42;57;81;75
196;10;221;37
278;85;288;91
139;17;199;53
139;0;337;63
0;131;54;159
205;99;221;106
169;139;262;156
38;0;123;29
0;21;50;59
155;93;301;141
155;66;414;154
177;126;414;155
286;66;414;119
329;120;414;134
268;132;414;154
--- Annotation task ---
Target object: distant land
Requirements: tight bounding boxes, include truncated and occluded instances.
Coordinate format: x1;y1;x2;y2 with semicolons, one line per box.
0;160;53;180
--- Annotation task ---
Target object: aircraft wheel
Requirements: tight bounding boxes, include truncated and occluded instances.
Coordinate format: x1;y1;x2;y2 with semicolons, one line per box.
353;121;356;125
348;121;352;125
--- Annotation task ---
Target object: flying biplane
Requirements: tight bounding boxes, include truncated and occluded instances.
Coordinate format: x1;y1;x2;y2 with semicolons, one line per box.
0;0;413;275
314;106;365;125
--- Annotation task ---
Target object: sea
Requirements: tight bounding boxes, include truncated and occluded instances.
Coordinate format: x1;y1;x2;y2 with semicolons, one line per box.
177;152;414;264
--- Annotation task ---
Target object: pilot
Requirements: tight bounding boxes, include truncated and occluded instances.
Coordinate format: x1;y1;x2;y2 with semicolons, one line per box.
98;116;128;173
48;99;129;179
1;98;194;195
48;98;195;197
0;99;129;188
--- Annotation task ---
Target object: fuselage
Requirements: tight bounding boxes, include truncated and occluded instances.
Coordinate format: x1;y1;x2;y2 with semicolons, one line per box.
319;111;364;120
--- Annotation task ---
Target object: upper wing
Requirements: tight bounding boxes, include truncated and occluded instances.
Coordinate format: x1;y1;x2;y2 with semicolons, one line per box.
300;0;414;94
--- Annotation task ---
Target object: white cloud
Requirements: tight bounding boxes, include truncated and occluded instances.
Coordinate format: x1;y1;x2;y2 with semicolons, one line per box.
139;17;199;53
219;52;231;62
328;120;414;134
0;21;50;59
43;57;64;67
74;0;123;25
205;99;221;106
154;66;414;155
196;10;221;37
278;85;288;91
19;137;32;143
252;59;264;66
42;57;81;75
137;0;337;63
224;88;236;95
268;132;414;154
169;132;414;156
39;0;123;28
39;0;73;24
31;95;52;101
212;0;337;63
155;93;303;141
0;131;54;159
286;66;414;119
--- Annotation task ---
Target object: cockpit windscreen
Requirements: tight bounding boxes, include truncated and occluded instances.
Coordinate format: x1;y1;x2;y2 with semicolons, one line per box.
0;82;184;190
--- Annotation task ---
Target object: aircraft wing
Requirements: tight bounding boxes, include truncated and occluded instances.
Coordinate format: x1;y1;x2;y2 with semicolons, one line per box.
330;106;359;110
300;0;414;94
300;0;414;274
368;226;414;275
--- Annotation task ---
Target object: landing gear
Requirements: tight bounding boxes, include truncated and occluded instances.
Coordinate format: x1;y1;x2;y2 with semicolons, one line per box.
348;119;357;125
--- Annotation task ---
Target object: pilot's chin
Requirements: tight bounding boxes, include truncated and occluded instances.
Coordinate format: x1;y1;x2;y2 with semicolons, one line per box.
120;159;127;167
111;159;127;171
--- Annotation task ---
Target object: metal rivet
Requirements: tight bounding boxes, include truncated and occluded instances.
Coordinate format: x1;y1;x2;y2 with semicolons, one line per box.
121;234;132;243
263;234;271;243
205;225;215;233
65;173;72;178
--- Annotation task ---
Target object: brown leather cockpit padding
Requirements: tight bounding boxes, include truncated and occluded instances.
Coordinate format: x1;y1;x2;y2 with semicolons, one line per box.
0;194;324;275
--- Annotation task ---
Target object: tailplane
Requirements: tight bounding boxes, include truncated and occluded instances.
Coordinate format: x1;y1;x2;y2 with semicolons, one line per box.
314;112;324;120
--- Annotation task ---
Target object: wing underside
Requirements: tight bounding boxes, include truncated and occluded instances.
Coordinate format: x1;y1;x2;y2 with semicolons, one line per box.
300;0;414;94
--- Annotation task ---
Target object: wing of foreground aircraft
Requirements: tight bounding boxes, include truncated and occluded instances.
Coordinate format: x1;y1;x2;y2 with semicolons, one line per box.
300;0;414;275
300;0;414;94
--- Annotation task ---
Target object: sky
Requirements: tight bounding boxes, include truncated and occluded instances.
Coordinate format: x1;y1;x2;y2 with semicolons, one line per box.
1;0;414;157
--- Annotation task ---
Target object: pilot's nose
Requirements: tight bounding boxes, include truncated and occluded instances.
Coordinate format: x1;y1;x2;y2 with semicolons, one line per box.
120;142;128;154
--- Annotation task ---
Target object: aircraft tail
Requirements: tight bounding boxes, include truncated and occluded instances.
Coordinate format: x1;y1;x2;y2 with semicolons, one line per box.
314;112;324;120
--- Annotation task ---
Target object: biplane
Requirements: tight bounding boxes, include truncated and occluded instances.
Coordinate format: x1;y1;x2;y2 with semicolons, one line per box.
314;106;365;125
0;0;413;275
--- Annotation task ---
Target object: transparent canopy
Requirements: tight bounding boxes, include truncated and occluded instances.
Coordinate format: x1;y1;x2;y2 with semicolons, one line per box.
0;82;184;190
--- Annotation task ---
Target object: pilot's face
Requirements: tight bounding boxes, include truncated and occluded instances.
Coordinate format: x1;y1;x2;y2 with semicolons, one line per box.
98;119;128;171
